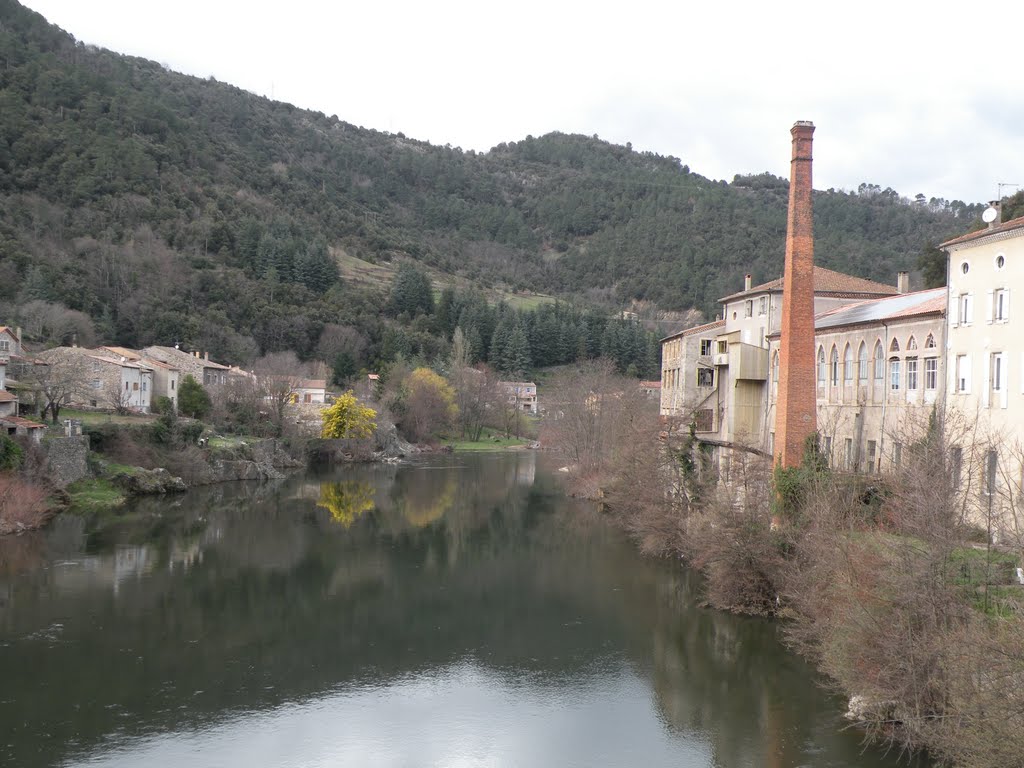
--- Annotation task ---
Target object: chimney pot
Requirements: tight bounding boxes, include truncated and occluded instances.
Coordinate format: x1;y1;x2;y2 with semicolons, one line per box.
744;274;753;291
897;271;909;294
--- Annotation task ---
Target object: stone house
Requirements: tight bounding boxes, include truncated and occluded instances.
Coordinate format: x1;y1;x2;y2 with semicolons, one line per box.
97;346;180;409
36;346;154;412
499;381;539;414
140;346;234;387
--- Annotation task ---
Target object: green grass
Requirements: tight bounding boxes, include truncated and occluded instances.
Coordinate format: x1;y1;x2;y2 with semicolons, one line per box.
443;429;532;452
207;435;251;449
65;478;126;513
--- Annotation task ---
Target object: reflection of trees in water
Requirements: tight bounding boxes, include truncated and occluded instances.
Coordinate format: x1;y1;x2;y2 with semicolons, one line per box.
317;481;376;527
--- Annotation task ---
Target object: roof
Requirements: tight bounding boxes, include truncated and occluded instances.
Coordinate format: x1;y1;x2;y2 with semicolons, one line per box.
98;346;141;360
940;215;1024;249
0;326;18;339
719;266;898;303
639;381;662;389
661;318;726;342
86;354;153;371
0;415;45;430
0;390;16;402
292;379;327;390
500;381;537;387
139;357;179;371
804;288;945;333
142;346;232;370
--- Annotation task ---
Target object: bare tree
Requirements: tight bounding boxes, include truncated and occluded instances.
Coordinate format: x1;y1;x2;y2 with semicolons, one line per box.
25;356;83;423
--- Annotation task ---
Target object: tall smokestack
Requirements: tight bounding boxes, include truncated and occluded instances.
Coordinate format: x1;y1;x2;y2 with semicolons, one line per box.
775;121;817;469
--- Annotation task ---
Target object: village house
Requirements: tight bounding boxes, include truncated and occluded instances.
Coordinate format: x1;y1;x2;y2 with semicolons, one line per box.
499;381;539;414
140;346;235;387
97;346;180;409
288;378;327;404
35;346;154;412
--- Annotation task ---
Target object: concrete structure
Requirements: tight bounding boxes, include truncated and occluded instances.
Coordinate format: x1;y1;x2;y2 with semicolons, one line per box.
499;381;539;414
776;121;818;468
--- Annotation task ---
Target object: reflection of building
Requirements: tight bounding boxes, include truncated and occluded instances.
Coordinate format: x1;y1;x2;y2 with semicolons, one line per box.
500;381;538;414
51;544;155;597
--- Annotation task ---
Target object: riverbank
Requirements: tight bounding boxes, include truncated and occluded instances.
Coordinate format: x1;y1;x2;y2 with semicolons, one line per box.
580;429;1024;768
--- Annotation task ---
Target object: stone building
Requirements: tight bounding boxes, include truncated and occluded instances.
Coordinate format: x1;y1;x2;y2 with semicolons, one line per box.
36;346;154;412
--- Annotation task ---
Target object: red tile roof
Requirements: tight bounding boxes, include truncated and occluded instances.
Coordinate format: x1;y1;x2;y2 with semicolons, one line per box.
940;215;1024;248
719;266;898;302
0;390;17;402
0;415;45;429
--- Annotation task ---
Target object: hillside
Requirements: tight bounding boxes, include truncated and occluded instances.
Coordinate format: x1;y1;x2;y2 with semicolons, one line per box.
0;0;981;372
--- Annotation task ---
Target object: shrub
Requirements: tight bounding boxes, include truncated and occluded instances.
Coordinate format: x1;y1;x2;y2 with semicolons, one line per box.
0;473;50;534
0;434;24;471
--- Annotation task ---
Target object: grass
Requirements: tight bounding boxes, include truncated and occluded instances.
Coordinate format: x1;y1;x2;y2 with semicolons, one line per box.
443;428;532;452
65;478;126;513
207;435;251;449
51;408;155;426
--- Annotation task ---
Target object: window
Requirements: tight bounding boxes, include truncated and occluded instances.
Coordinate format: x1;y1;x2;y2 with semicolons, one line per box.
830;346;839;386
907;336;917;351
991;352;1003;392
125;382;129;390
772;352;779;385
817;347;826;387
866;440;877;473
984;449;998;496
171;380;176;390
956;355;971;393
950;446;962;489
961;261;970;275
0;340;8;352
959;293;973;325
906;357;918;390
744;300;753;318
132;382;139;391
697;368;714;387
858;342;868;383
141;381;147;392
925;334;936;350
92;379;101;389
717;340;728;355
844;438;854;470
759;296;768;316
873;340;884;381
700;339;713;356
889;358;901;391
694;409;714;432
890;337;900;353
996;254;1005;270
925;358;938;390
844;344;853;382
994;288;1009;321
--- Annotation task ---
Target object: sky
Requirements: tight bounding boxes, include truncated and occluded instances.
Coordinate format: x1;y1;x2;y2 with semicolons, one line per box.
20;0;1024;205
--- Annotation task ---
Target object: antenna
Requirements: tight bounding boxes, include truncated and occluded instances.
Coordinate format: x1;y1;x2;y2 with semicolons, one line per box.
998;182;1020;200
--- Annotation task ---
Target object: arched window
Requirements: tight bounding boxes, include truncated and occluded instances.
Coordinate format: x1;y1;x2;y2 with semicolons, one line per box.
858;341;868;382
817;346;826;387
907;335;918;351
890;337;900;353
844;344;853;382
925;334;936;349
830;346;839;386
873;340;884;381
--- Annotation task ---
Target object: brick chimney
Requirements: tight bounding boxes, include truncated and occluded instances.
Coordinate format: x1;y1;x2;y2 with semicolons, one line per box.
775;121;817;469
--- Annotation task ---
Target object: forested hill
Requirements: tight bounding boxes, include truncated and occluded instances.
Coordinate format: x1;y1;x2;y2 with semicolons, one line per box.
0;0;981;370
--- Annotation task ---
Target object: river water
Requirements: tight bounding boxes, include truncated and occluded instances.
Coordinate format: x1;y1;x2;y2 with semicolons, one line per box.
0;452;924;767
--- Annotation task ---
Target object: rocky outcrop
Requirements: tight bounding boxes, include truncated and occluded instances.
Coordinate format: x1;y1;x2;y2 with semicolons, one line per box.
187;439;304;486
110;466;187;495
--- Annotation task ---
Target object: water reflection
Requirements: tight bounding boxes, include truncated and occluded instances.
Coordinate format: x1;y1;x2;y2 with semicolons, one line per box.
0;452;922;768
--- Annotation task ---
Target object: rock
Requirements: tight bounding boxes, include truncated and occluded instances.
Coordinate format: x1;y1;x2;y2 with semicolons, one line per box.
111;467;187;495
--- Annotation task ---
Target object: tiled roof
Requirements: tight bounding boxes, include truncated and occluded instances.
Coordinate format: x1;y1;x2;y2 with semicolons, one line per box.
661;318;725;342
812;288;945;331
0;390;16;402
0;415;45;429
719;266;898;303
940;215;1024;248
139;357;179;371
86;354;153;371
98;346;141;360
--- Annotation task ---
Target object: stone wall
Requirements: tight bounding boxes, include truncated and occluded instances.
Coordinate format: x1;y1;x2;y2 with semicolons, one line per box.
43;435;90;487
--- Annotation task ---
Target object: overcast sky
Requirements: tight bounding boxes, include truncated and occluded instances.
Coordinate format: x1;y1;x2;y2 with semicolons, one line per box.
21;0;1024;204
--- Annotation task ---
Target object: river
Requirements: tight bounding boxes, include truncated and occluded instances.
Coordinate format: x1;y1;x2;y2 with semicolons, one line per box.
0;452;925;767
